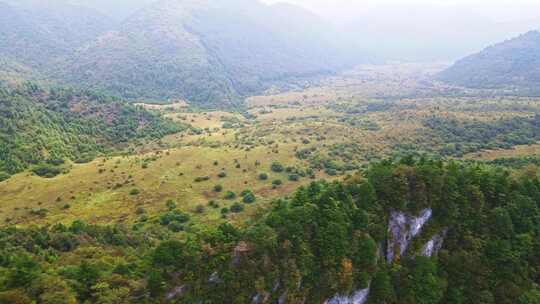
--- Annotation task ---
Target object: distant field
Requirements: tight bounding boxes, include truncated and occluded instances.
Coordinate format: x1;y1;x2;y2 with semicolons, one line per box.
464;142;540;161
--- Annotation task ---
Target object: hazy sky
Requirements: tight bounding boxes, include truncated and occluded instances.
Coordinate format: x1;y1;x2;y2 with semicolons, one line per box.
262;0;540;23
259;0;540;61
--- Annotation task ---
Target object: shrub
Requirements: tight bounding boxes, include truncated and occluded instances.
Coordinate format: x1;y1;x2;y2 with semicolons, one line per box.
129;189;140;195
271;162;284;173
272;179;282;186
168;221;184;232
159;210;190;226
221;207;230;214
47;158;65;166
194;176;210;182
325;168;338;176
73;154;95;164
258;173;269;180
218;171;227;178
29;208;48;218
208;200;219;208
243;192;256;204
288;174;299;181
213;185;223;192
32;164;63;178
0;172;10;182
195;204;205;214
224;191;236;200
230;203;244;213
222;122;234;129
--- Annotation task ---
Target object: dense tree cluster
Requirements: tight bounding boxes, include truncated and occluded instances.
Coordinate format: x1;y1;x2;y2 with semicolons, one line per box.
0;159;538;303
424;115;540;156
0;83;184;178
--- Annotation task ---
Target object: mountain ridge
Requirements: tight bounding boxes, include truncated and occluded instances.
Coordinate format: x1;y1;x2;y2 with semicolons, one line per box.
49;0;360;107
0;0;114;68
437;30;540;91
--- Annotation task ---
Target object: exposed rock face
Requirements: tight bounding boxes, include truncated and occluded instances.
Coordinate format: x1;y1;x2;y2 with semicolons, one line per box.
165;285;186;301
251;292;270;304
278;291;288;304
324;284;371;304
168;208;441;303
387;209;432;263
208;271;221;284
251;280;281;304
232;241;250;265
421;229;447;257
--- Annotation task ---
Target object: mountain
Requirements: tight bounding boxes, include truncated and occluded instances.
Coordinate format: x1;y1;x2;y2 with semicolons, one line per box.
52;0;359;107
0;0;114;69
66;0;157;21
437;31;540;91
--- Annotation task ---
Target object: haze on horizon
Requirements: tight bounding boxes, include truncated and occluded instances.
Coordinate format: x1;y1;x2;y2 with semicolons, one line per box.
263;0;540;23
263;0;540;61
6;0;540;61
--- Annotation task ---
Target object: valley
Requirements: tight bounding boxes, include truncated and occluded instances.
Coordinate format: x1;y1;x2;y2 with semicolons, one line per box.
1;1;540;303
3;64;539;230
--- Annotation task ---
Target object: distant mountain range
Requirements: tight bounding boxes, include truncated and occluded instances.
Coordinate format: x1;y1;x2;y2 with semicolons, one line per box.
0;0;360;107
437;31;540;93
0;0;112;68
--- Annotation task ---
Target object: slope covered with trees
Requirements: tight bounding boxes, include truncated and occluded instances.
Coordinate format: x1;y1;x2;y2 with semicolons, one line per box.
0;159;538;303
0;0;361;108
0;0;113;69
0;83;183;179
50;0;359;107
437;31;540;92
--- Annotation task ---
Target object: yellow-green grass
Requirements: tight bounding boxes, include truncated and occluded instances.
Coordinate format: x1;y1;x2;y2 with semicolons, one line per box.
135;100;188;110
0;143;320;228
167;111;245;130
463;142;540;161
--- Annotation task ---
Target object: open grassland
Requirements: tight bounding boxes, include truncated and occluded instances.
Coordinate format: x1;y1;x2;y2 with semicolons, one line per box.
0;144;322;228
2;63;540;228
464;142;540;160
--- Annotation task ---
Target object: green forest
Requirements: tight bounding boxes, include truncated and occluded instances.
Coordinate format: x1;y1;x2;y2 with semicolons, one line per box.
0;159;539;303
424;115;540;157
0;83;184;179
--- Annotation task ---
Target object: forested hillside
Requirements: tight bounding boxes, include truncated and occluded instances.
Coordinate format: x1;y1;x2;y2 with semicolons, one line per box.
438;31;540;92
0;0;113;68
52;0;358;107
0;83;183;179
0;0;360;108
0;159;538;303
